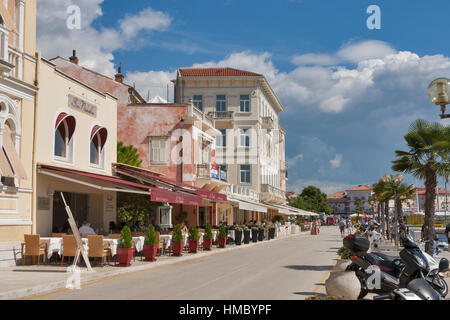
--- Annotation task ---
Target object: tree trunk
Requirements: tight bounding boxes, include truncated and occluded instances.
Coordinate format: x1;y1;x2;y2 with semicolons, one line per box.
384;201;390;240
424;163;437;255
396;198;405;237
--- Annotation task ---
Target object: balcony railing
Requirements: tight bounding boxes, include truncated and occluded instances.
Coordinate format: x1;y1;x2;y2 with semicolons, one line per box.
227;184;259;202
196;163;227;182
190;105;215;128
0;26;15;77
260;184;286;203
207;111;234;120
261;116;274;130
8;49;21;79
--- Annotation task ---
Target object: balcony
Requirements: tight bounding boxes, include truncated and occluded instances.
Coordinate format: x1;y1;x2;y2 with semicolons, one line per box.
207;111;234;120
0;26;15;77
260;184;286;205
196;164;227;182
261;116;274;131
226;184;259;202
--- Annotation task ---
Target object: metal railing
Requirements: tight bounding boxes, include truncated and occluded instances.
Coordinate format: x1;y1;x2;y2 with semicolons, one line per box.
196;164;210;179
207;111;234;120
227;184;259;202
260;184;286;201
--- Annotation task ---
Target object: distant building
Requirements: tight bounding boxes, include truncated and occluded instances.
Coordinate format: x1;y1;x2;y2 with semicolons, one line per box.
327;185;374;215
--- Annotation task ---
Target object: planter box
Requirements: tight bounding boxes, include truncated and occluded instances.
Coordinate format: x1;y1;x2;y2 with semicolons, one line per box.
258;229;265;241
243;230;251;244
172;242;184;256
235;231;243;246
189;240;199;253
268;228;275;239
203;238;212;251
218;237;226;248
117;248;133;267
251;230;258;243
143;244;157;262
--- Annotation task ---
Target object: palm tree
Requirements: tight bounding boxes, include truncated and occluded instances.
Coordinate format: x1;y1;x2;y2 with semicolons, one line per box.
392;119;449;255
380;174;416;237
117;141;142;167
373;178;391;240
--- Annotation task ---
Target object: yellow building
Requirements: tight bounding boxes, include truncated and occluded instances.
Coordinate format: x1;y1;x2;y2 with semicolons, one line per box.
0;0;38;265
34;58;118;237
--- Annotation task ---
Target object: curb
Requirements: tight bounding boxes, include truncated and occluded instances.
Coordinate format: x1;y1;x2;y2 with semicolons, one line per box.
1;231;310;300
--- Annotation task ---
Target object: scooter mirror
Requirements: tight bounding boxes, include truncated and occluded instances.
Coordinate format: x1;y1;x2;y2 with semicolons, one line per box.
439;258;449;272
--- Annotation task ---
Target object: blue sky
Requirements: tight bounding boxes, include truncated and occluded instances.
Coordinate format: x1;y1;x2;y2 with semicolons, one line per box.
36;0;450;194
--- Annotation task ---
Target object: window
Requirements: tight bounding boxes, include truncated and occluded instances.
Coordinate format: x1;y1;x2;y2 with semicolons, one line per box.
216;129;226;148
240;165;251;184
89;127;107;168
150;137;169;164
193;95;203;110
216;95;227;111
158;206;172;228
239;95;250;112
54;115;75;162
239;128;250;147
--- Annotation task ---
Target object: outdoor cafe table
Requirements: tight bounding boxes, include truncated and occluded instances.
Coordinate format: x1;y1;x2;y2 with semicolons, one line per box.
37;236;145;259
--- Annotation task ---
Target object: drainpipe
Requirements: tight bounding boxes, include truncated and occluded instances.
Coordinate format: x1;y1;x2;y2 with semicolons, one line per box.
31;51;41;234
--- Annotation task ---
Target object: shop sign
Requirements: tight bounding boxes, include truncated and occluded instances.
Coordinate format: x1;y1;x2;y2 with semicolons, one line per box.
68;94;97;117
210;164;219;179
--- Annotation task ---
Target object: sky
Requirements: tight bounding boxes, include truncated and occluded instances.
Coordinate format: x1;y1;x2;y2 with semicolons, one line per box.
36;0;450;194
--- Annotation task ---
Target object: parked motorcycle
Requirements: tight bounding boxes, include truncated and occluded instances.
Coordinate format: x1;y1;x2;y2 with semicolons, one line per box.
373;277;442;300
344;233;449;299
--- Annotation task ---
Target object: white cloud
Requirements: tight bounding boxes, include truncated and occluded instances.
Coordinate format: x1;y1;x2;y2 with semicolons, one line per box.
37;2;172;77
330;154;343;168
336;40;397;63
291;53;339;66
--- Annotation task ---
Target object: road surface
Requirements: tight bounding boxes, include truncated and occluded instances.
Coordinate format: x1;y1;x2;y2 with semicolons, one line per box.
32;226;341;300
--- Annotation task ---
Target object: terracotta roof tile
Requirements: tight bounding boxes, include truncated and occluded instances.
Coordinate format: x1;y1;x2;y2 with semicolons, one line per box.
179;68;262;77
328;192;346;199
346;185;374;191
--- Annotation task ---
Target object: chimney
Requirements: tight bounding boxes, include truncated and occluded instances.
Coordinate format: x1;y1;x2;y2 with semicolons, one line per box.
115;66;124;83
69;50;79;65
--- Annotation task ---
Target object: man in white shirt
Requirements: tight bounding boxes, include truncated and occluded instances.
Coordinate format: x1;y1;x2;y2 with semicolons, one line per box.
79;221;96;235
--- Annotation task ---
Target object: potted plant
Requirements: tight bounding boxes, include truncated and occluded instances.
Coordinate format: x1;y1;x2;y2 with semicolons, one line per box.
251;227;258;243
268;225;275;239
143;225;158;261
117;225;133;266
258;225;265;241
188;226;199;253
172;224;184;256
243;226;251;244
203;223;213;251
234;227;243;246
334;247;354;271
218;224;227;248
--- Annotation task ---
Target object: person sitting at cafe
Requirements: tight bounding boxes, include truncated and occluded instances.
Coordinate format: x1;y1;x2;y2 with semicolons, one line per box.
180;222;188;234
79;221;96;235
152;219;162;233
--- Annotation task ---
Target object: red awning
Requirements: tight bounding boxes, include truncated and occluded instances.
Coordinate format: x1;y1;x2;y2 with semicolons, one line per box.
39;165;203;206
55;112;76;140
90;125;108;149
115;164;227;201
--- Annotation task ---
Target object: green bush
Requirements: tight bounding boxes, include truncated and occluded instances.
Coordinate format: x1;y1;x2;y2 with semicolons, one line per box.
272;215;283;223
144;225;157;246
235;227;243;232
118;225;132;249
204;223;213;240
188;226;199;241
337;247;354;260
173;224;183;243
218;224;227;238
258;225;265;230
242;226;249;231
251;227;259;231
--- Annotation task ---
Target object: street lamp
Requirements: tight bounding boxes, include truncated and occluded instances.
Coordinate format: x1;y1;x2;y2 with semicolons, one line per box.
427;78;450;119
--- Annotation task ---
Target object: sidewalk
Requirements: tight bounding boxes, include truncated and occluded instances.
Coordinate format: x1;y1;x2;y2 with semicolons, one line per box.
0;230;311;300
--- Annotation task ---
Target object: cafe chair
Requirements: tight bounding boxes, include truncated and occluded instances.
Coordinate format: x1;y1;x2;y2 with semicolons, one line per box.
87;235;111;267
22;235;47;266
155;232;164;256
131;232;146;237
108;234;121;239
61;235;78;266
51;233;66;237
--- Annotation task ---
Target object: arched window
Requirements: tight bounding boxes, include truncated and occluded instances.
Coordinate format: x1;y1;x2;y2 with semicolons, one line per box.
90;125;107;168
54;113;75;162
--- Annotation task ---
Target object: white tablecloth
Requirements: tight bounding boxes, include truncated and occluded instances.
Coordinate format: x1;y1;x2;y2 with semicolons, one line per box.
40;237;63;259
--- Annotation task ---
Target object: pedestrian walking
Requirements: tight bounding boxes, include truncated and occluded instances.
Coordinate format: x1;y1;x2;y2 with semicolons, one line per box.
445;223;450;245
339;219;346;237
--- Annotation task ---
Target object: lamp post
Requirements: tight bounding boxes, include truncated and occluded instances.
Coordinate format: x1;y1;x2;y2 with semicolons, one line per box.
427;78;450;119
